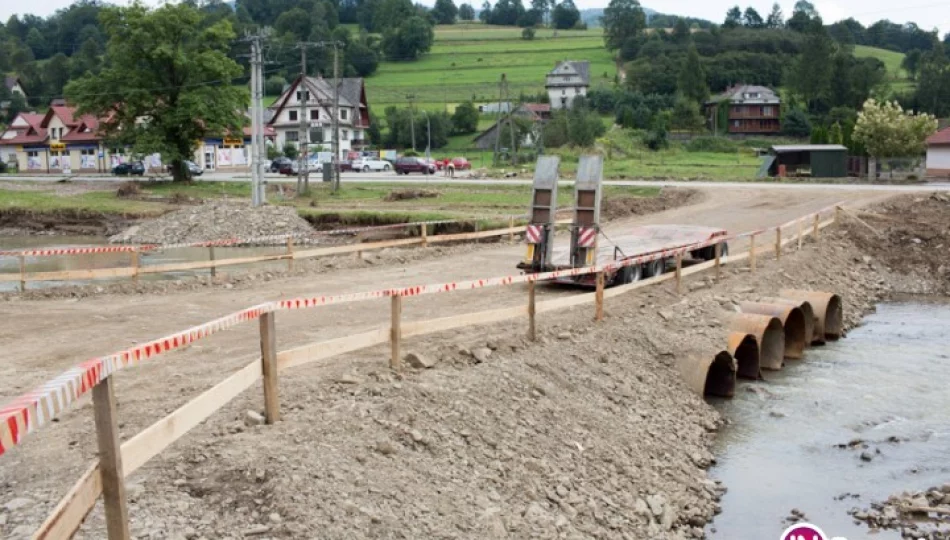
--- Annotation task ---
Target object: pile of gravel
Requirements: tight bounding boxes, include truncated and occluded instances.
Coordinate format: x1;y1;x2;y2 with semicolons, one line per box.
110;200;315;245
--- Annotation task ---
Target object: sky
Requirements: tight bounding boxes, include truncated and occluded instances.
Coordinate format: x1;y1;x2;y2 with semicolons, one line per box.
1;0;947;35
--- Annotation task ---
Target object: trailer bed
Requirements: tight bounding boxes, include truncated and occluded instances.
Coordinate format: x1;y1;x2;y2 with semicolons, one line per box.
552;225;727;267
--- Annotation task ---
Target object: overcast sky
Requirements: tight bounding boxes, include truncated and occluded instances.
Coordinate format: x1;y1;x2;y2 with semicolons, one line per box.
2;0;947;35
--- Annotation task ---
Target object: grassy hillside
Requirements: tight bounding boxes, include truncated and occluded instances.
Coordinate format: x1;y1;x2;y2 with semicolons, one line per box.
364;22;616;109
853;45;914;95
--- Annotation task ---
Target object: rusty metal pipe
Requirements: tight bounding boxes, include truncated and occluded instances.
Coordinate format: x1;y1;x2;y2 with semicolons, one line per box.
738;302;806;360
730;313;785;370
677;350;736;398
779;290;843;342
761;297;816;345
727;332;760;379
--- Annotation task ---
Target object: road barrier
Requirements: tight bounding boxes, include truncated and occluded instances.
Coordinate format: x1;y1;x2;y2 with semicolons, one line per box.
0;203;845;539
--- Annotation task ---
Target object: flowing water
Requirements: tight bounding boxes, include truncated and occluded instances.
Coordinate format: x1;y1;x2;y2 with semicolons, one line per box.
0;235;293;292
707;299;950;539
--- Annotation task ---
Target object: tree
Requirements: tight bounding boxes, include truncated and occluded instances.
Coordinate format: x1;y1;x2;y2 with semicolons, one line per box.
459;3;475;19
65;3;247;182
743;7;764;29
283;142;299;159
787;24;833;112
782;108;811;137
42;53;72;98
375;0;415;31
0;88;28;124
902;49;923;79
382;16;434;61
551;0;579;29
765;3;784;28
432;0;459;24
786;0;819;32
827;121;844;144
346;41;380;76
915;49;950;117
670;95;705;132
603;0;646;51
275;7;311;39
478;1;491;22
671;18;690;43
25;27;49;59
530;0;550;23
853;99;937;160
265;75;287;96
677;43;708;104
723;6;742;29
451;101;479;133
522;27;536;40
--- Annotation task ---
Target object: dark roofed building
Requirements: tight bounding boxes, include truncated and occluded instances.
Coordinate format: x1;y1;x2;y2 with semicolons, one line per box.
705;84;781;135
546;61;590;110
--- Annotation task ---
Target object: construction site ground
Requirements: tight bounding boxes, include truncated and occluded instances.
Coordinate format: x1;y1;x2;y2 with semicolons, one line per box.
0;185;935;539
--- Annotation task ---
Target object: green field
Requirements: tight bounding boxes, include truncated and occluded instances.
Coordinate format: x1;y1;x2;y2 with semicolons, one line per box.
365;22;615;107
853;45;914;95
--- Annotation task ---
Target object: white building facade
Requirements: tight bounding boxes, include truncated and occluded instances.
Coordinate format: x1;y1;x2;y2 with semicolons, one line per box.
545;61;590;110
926;127;950;178
267;75;370;160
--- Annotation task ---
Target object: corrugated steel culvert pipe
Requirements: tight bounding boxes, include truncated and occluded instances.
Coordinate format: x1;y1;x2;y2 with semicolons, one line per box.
780;290;843;342
727;332;760;379
730;314;785;371
738;302;807;360
762;297;816;345
677;351;736;398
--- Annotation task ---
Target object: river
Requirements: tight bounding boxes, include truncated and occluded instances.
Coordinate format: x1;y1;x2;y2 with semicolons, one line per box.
707;299;950;540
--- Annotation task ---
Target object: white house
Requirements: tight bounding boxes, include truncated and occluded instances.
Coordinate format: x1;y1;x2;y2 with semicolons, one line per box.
267;75;369;160
545;61;590;110
926;126;950;178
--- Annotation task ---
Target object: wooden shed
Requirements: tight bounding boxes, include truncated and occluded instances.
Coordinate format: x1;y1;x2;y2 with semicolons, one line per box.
758;145;848;178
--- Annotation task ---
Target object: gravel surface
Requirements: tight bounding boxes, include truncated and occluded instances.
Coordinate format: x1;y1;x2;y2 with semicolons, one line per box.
110;200;316;244
849;484;950;539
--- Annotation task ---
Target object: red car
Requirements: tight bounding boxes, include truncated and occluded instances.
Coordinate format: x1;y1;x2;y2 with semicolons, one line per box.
437;157;472;170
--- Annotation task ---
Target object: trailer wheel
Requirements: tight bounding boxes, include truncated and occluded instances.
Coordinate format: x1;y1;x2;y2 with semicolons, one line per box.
618;264;642;285
644;259;665;278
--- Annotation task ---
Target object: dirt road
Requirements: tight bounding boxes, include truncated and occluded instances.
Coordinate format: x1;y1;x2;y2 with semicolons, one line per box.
0;185;895;537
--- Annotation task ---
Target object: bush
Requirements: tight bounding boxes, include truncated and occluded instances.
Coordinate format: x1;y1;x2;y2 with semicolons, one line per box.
283;143;298;159
642;130;669;151
685;136;738;153
264;76;287;97
521;27;535;40
783;108;811;137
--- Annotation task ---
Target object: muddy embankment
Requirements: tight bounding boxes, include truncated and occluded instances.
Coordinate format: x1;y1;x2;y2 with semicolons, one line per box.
24;195;943;540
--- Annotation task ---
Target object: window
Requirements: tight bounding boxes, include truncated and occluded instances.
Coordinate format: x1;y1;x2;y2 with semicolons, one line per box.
310;128;323;143
289;110;298;122
81;149;95;156
763;106;774;116
310;109;319;121
342;129;349;140
286;131;298;142
27;151;38;157
50;150;61;157
296;90;309;102
341;109;348;121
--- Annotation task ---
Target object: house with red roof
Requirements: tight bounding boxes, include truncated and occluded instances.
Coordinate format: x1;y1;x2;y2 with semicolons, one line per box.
0;101;274;173
925;126;950;178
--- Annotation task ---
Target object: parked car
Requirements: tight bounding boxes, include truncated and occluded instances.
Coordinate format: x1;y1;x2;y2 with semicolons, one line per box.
269;157;292;173
394;157;436;175
112;161;145;176
184;160;202;176
280;160;327;175
352;158;392;172
436;157;472;171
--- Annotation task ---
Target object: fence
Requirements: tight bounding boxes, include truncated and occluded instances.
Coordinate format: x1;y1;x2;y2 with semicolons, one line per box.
0;215;552;291
0;204;843;539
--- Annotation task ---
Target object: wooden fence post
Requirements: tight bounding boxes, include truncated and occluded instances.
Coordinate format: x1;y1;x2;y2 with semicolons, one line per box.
286;238;294;272
775;228;782;261
674;254;682;294
797;220;803;250
813;214;820;243
260;312;279;424
420;223;428;247
92;376;131;540
131;250;140;284
18;255;26;292
209;246;216;278
594;270;605;321
714;243;722;281
390;295;402;370
508;216;515;245
749;234;757;273
527;280;536;341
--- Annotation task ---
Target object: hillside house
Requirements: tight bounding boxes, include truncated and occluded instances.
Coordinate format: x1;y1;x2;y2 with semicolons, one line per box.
267;75;369;160
925;126;950;178
472;103;550;150
0;102;274;173
705;85;781;135
1;76;27;114
546;61;590;110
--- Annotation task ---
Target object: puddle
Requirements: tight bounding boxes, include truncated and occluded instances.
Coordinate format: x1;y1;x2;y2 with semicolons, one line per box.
0;235;293;292
707;299;950;539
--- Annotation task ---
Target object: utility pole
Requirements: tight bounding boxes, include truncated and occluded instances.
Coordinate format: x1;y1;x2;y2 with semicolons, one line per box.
406;93;416;152
332;42;341;192
296;45;308;194
245;29;268;207
422;110;431;162
507;75;517;167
